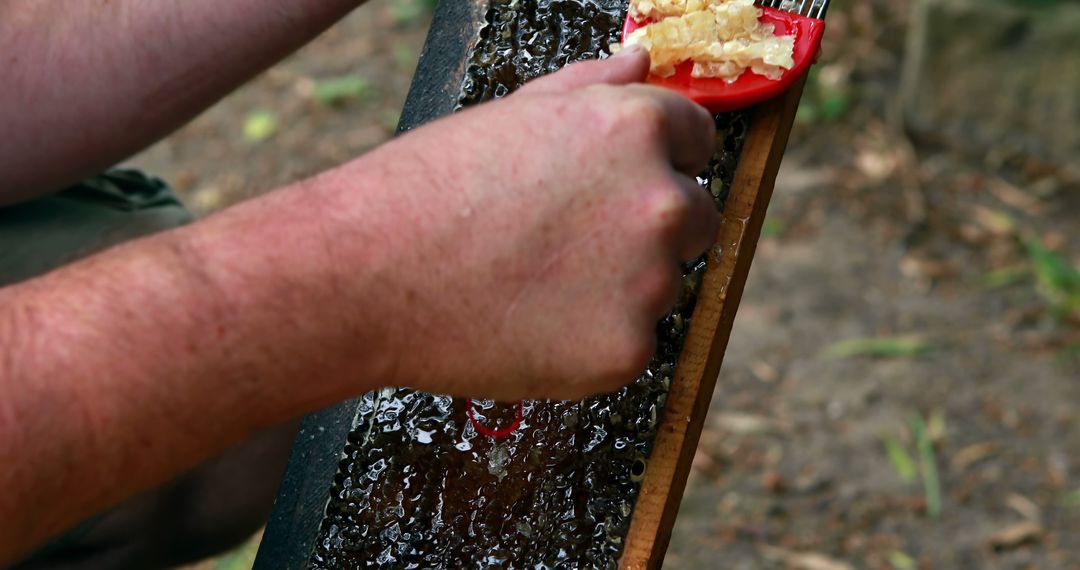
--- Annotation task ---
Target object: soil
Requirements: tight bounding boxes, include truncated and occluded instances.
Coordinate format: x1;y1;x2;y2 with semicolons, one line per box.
152;0;1079;568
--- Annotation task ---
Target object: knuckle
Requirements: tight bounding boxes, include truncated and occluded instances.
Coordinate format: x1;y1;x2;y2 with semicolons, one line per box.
580;88;629;135
624;97;668;139
649;184;691;231
587;90;667;142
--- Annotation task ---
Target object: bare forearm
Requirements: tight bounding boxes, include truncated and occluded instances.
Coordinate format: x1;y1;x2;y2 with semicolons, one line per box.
0;0;363;204
0;50;713;562
0;173;398;562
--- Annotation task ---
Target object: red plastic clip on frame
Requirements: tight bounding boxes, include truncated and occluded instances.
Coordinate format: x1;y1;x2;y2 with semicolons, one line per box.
466;400;524;439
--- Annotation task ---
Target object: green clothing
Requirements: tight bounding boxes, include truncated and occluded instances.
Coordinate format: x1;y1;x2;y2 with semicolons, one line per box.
0;169;192;286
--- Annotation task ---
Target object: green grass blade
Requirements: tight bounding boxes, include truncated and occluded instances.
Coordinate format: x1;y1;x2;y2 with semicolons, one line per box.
911;414;942;518
312;75;374;107
883;435;918;483
980;266;1029;289
211;531;261;570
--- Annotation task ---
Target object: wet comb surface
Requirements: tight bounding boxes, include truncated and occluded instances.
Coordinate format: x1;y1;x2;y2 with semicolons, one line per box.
310;1;750;568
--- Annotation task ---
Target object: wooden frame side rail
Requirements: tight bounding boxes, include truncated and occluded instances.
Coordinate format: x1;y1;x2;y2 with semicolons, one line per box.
620;78;808;569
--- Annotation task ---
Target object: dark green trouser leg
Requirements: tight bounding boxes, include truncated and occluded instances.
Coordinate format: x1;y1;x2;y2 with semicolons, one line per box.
4;171;297;570
0;169;193;286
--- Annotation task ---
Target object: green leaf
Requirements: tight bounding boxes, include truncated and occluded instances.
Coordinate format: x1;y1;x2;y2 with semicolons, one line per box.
1064;488;1080;507
390;0;430;26
1025;236;1077;292
912;414;943;519
888;550;918;570
312;75;374;107
883;435;918;483
820;91;851;121
243;110;278;143
761;218;785;239
1024;235;1080;318
825;335;931;359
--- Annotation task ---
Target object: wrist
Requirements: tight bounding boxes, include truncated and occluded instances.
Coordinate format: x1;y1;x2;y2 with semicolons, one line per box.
180;179;404;416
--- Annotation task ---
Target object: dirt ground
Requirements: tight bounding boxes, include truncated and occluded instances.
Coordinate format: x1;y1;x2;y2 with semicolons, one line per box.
151;1;1080;568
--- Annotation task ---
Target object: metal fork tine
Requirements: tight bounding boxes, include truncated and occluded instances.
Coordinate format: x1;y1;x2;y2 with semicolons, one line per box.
815;0;831;19
763;0;832;18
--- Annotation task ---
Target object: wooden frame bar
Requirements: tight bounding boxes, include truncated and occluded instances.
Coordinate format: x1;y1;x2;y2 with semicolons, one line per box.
620;78;808;569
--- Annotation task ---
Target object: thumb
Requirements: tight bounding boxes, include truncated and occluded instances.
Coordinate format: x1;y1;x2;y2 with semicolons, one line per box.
518;45;650;94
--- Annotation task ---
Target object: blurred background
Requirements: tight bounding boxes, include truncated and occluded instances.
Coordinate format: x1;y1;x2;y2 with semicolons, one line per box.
152;0;1079;568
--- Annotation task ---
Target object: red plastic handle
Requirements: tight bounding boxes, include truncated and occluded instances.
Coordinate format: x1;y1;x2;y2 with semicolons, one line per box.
466;400;524;439
622;7;826;113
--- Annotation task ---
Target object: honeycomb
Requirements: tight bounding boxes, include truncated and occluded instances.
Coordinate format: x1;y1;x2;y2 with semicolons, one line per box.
310;1;750;567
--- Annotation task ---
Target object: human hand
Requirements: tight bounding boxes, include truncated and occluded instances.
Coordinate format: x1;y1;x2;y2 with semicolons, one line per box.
295;46;719;401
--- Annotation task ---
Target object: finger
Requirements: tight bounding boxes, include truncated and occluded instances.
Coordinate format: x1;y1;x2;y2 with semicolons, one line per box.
671;173;721;261
519;45;650;94
651;263;684;321
626;84;716;177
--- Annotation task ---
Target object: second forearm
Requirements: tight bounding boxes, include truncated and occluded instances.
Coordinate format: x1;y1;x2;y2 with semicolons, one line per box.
0;0;363;203
0;173;398;561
